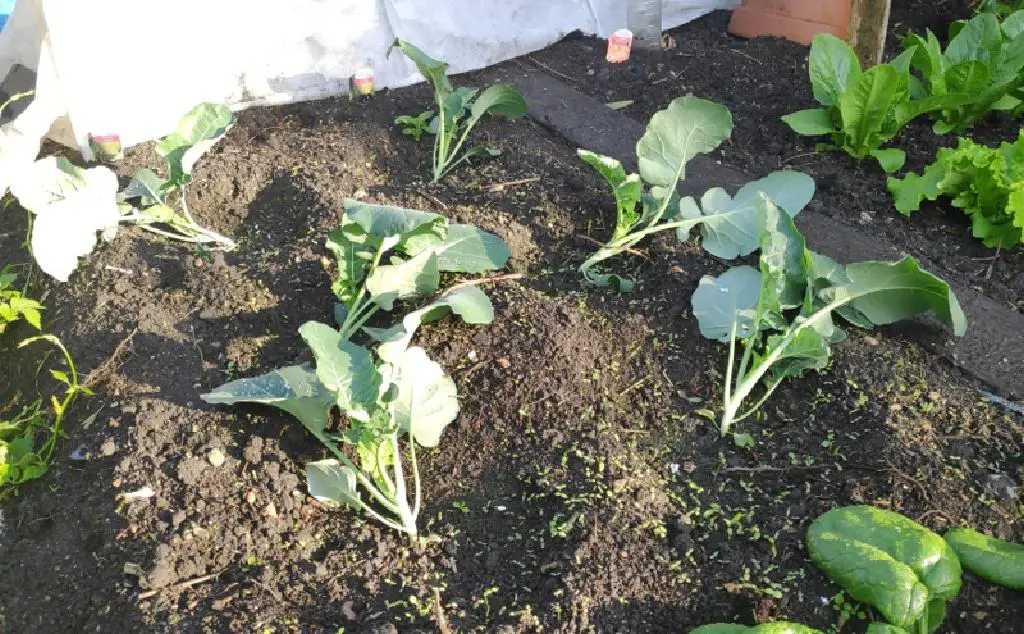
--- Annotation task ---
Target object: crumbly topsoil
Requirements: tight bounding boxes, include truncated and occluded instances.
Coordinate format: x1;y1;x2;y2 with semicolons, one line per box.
1;2;1021;632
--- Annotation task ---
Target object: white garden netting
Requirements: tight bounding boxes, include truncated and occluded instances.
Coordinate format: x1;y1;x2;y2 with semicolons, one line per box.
0;0;737;164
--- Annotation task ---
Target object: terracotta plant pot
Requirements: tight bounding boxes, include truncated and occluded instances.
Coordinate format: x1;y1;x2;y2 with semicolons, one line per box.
728;0;852;45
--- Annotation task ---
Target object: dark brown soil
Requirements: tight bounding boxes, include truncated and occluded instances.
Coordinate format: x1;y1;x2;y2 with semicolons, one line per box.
530;0;1024;315
1;2;1022;633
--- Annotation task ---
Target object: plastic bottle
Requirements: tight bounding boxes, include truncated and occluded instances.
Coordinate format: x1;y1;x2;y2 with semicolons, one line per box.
626;0;662;50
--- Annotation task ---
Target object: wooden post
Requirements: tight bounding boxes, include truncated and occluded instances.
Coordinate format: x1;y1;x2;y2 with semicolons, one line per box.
849;0;893;66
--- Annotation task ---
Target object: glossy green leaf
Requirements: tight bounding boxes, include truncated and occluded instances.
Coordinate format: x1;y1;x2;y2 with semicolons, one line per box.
945;528;1024;590
122;168;168;206
808;506;962;631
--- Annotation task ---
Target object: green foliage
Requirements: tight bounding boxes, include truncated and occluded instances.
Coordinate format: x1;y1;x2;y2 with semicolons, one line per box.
119;103;237;250
783;34;965;173
691;197;965;435
0;266;42;334
944;528;1024;589
394;111;434;142
807;506;962;633
1;336;91;498
887;130;1024;248
202;201;509;537
391;39;527;181
975;0;1024;17
579;96;815;290
689;624;824;633
901;11;1024;133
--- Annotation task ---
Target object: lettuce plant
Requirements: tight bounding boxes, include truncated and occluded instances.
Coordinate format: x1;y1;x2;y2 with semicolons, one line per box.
579;96;815;290
807;506;963;634
887;130;1024;248
691;196;965;436
783;35;965;173
203;201;510;538
975;0;1024;16
902;11;1024;133
391;39;527;182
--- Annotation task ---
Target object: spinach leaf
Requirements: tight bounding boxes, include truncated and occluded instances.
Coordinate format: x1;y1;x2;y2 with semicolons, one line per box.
807;506;962;632
944;528;1024;589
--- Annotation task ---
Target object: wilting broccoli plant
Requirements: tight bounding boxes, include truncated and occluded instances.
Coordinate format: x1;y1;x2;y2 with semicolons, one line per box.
691;196;966;437
8;103;237;282
202;200;510;538
578;96;815;290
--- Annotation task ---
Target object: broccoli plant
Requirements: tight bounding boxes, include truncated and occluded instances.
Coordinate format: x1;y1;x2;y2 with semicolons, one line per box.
8;103;237;282
202;201;510;538
391;39;527;181
119;103;237;250
691;196;965;437
579;96;815;291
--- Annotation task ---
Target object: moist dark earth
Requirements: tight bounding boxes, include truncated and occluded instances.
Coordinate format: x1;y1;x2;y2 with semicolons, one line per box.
532;0;1024;314
0;1;1021;633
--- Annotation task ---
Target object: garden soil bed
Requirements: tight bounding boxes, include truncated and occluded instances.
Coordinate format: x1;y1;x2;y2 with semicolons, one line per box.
1;2;1023;633
530;0;1024;315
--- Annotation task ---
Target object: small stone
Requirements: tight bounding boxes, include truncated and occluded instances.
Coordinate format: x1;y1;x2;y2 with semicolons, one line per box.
342;600;358;620
208;448;226;467
112;477;122;488
245;490;257;504
100;438;117;457
467;349;478;361
863;336;880;346
198;307;218;321
176;458;207;486
263;502;278;517
983;473;1019;502
496;357;511;369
